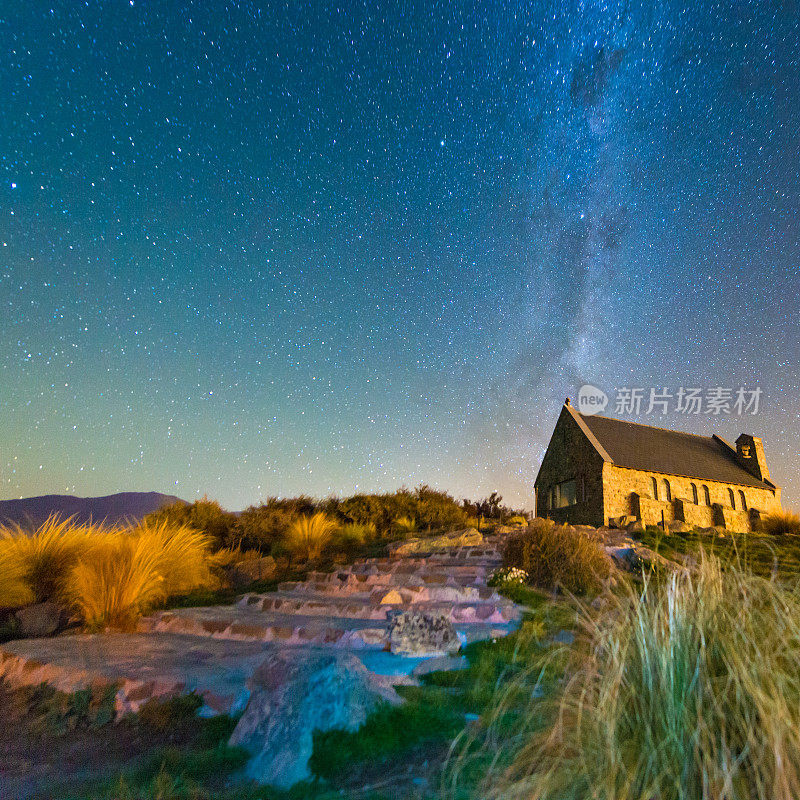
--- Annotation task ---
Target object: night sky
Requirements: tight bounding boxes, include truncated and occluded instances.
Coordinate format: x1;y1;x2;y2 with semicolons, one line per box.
2;1;799;510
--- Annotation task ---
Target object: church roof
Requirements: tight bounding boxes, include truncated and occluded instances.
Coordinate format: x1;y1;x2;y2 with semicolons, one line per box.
565;403;774;490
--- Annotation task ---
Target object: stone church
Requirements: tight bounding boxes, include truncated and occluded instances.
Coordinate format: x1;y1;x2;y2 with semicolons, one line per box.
535;399;782;531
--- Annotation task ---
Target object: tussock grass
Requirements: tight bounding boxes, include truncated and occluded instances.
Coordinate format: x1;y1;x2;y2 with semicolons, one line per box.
0;516;215;629
461;552;800;800
68;535;167;630
286;512;337;561
761;509;800;537
331;522;377;549
393;515;418;535
0;516;97;605
68;521;215;630
503;518;612;595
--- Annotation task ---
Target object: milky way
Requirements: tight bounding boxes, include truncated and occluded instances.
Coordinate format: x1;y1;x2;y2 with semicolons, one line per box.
2;1;799;509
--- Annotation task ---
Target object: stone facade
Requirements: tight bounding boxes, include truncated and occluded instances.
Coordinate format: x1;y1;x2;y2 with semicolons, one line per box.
535;402;782;532
534;405;606;527
602;463;780;531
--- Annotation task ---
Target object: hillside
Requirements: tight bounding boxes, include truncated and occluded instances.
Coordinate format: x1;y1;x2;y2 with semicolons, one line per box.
0;492;184;527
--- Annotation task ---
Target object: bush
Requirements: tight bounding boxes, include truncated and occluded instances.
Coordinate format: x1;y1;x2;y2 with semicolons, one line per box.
330;522;377;551
393;515;417;535
488;566;529;588
507;515;529;527
481;553;800;800
143;497;236;549
0;516;98;606
761;509;800;537
228;504;296;552
285;512;337;561
503;518;611;595
330;486;468;536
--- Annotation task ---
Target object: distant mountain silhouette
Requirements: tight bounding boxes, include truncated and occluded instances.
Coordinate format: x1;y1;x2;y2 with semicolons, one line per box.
0;492;185;528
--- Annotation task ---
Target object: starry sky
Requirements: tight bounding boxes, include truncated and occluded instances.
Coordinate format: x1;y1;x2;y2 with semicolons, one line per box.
2;0;799;510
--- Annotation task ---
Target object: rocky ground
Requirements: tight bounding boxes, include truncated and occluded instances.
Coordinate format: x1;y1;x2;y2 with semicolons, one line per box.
0;520;718;797
0;528;522;795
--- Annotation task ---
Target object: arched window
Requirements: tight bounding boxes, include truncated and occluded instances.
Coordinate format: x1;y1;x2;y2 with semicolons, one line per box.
651;476;659;500
703;485;711;506
728;488;736;508
739;490;747;510
662;479;672;502
691;483;699;504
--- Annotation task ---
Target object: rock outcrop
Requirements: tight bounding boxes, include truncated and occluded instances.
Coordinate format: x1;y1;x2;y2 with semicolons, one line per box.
387;610;460;656
14;602;64;638
229;650;402;788
389;528;483;556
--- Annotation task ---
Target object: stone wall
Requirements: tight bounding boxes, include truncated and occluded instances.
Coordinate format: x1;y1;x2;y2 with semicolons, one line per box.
535;407;606;527
602;463;780;530
674;498;715;528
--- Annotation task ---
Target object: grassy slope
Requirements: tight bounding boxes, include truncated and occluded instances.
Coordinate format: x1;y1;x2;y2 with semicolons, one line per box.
638;527;800;579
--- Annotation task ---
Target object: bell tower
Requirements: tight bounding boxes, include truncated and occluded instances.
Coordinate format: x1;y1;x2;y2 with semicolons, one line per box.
735;434;771;483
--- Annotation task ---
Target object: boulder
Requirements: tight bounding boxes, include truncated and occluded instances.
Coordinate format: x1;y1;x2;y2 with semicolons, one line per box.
606;544;679;574
609;515;633;529
229;650;401;788
606;545;638;571
411;654;469;677
389;528;482;556
14;602;64;638
387;610;460;656
625;519;645;534
225;556;276;588
667;520;692;534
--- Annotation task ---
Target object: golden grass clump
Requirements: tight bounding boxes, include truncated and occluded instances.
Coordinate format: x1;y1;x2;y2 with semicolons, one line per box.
331;522;377;549
67;521;216;629
285;512;337;561
470;552;800;800
393;515;418;535
67;535;167;630
761;509;800;536
0;515;216;629
0;516;97;605
502;517;612;595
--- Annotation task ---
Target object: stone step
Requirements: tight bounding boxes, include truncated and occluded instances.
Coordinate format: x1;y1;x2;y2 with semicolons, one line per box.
343;562;493;577
277;577;489;597
237;592;521;624
138;607;389;649
290;571;491;591
138;606;517;650
359;553;502;567
275;581;500;603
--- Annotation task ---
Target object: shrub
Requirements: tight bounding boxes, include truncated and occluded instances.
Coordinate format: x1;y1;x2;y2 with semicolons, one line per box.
480;553;800;800
143;496;236;549
330;522;377;550
228;503;297;552
332;486;468;536
503;518;611;595
393;515;417;535
507;515;529;527
761;509;800;537
285;512;337;561
0;515;98;605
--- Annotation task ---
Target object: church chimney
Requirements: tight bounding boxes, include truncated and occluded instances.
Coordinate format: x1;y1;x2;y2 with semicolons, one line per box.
735;434;771;482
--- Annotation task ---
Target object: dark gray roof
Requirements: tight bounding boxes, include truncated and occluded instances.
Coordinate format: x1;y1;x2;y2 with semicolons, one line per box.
571;407;773;489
